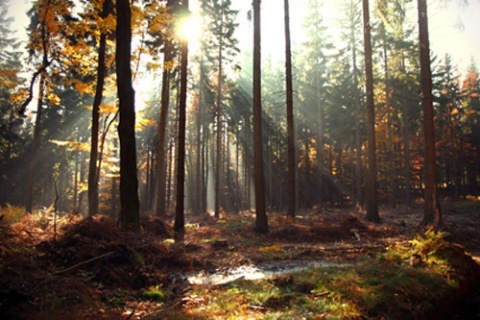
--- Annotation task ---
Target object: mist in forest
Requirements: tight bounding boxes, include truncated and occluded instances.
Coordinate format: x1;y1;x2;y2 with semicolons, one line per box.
1;0;479;223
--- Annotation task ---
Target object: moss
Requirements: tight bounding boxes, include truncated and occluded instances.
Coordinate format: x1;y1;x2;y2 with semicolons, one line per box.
138;285;165;302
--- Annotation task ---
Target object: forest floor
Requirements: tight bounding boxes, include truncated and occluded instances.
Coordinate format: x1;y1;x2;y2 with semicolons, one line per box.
1;198;480;319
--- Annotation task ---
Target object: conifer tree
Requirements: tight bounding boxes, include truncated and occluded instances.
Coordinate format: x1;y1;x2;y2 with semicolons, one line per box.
116;0;141;232
253;0;268;233
284;0;296;218
174;0;190;238
362;0;380;222
417;0;442;227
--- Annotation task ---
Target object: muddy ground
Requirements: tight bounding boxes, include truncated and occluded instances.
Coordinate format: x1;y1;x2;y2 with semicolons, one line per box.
1;200;479;319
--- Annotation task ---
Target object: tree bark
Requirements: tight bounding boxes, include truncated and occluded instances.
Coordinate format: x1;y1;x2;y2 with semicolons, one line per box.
253;0;268;233
26;74;46;213
25;1;52;213
214;10;224;219
417;0;442;227
116;0;141;232
88;0;111;217
174;0;189;238
284;0;296;219
155;40;172;217
362;0;380;222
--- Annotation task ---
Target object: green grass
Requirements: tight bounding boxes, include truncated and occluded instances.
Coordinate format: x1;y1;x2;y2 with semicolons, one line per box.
138;285;165;302
181;230;475;319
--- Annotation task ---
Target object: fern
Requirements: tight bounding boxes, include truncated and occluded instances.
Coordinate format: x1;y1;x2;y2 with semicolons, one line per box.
409;228;447;260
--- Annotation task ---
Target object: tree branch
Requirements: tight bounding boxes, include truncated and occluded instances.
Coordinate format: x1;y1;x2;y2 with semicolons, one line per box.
53;251;114;275
18;59;52;116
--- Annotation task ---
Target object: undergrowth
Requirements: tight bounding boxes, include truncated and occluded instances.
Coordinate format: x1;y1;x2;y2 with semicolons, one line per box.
182;230;478;319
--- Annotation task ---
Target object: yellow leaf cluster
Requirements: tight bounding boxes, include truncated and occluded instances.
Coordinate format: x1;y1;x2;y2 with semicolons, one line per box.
163;60;177;71
99;103;117;114
0;69;20;88
136;118;157;130
8;89;29;107
47;93;61;106
49;140;90;152
98;14;116;35
75;82;94;96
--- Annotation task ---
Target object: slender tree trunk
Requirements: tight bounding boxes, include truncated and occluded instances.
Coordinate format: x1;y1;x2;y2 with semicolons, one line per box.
194;59;206;216
352;19;363;210
382;26;396;208
284;0;296;219
26;3;51;213
116;0;141;232
253;0;268;233
110;137;118;217
174;0;189;237
315;70;324;210
167;135;174;214
362;0;380;222
201;127;208;214
88;0;111;217
401;56;412;207
78;150;87;214
417;0;442;227
26;74;46;213
155;40;173;217
194;105;201;216
214;20;224;219
73;129;80;211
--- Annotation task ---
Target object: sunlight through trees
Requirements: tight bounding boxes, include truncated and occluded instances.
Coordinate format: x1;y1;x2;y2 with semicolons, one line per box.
1;0;479;232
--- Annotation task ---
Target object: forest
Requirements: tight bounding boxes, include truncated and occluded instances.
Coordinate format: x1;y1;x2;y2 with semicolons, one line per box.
1;0;480;318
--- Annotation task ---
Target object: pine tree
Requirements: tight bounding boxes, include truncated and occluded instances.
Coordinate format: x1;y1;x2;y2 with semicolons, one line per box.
174;0;190;238
116;0;141;232
362;0;380;222
284;0;296;219
417;0;442;227
253;0;268;233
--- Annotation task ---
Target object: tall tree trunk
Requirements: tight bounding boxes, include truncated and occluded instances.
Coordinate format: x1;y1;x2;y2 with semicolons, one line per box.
88;0;111;217
155;40;173;217
194;58;205;216
401;55;412;207
214;14;224;219
167;134;174;214
253;0;268;233
194;102;201;216
116;0;141;232
351;9;363;209
110;137;118;217
362;0;380;222
403;86;412;206
155;0;177;217
417;0;442;227
174;0;189;238
73;129;80;211
26;2;51;213
284;0;296;219
26;74;46;213
315;70;324;210
381;26;396;208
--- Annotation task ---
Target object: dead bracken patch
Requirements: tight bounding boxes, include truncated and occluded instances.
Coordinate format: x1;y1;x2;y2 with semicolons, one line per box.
0;203;479;319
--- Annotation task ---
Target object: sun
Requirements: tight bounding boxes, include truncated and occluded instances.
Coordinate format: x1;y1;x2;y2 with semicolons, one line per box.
177;13;203;54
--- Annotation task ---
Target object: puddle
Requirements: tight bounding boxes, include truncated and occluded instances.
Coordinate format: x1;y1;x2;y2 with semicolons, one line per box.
182;260;348;286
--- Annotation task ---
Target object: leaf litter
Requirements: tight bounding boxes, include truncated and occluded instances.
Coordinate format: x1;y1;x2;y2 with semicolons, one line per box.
0;202;479;319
